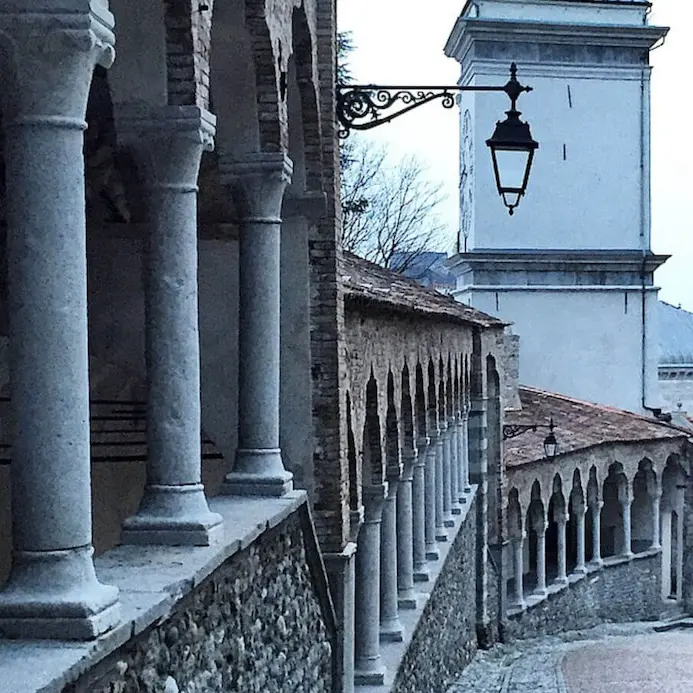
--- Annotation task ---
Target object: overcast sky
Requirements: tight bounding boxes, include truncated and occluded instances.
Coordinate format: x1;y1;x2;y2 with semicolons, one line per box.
338;0;693;311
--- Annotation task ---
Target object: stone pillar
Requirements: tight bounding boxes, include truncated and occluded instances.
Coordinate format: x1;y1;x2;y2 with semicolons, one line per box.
425;431;440;560
434;426;448;541
535;523;548;596
354;486;387;686
117;105;222;545
380;480;403;642
574;504;587;575
556;513;569;585
512;533;526;607
620;492;634;559
650;488;662;551
397;450;417;607
590;501;603;567
661;508;673;599
0;5;120;640
676;486;685;601
442;420;454;527
413;437;430;581
460;410;472;495
450;416;462;515
220;153;294;496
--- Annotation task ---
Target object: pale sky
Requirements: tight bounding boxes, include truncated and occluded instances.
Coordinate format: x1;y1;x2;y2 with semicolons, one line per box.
338;0;693;311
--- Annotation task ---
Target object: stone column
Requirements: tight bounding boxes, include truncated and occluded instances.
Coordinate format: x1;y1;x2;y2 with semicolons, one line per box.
412;437;430;581
450;415;462;515
620;492;634;559
535;523;548;596
556;513;569;585
425;431;440;560
354;485;387;686
650;488;662;551
397;450;417;607
676;486;685;601
0;5;120;640
590;501;603;567
380;479;403;642
512;533;526;607
220;153;294;496
435;426;448;542
442;420;454;528
661;508;673;599
574;504;587;575
117;105;222;545
460;409;472;495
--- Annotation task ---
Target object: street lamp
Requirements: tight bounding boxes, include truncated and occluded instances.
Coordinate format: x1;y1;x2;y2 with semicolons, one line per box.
486;64;539;215
503;417;558;460
337;62;538;214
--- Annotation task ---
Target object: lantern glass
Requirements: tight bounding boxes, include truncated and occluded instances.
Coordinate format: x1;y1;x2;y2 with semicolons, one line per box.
543;431;558;459
494;148;532;191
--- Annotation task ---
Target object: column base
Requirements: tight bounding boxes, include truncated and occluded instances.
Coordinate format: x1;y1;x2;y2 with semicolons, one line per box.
354;661;386;686
397;589;418;610
122;484;223;546
588;558;603;569
222;448;293;496
533;587;548;597
620;551;635;560
554;576;569;587
573;565;587;576
451;503;462;515
414;565;431;582
435;528;449;542
443;516;455;528
380;618;404;642
425;544;440;561
0;546;120;640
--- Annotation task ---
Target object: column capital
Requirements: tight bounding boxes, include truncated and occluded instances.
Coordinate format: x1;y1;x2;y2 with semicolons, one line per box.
400;449;417;480
557;512;570;526
0;3;115;119
219;152;293;221
362;484;388;523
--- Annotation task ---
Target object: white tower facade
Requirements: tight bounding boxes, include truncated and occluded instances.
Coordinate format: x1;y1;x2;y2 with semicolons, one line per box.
445;0;669;413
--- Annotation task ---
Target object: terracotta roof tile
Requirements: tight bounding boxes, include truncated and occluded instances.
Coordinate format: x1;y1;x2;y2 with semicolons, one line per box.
504;387;690;468
340;251;505;328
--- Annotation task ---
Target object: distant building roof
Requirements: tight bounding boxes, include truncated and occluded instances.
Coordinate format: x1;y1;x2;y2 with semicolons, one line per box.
658;301;693;366
504;386;689;468
340;251;504;328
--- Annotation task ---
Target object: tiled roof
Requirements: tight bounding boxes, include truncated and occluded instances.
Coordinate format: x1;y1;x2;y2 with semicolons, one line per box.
504;387;690;468
340;251;504;328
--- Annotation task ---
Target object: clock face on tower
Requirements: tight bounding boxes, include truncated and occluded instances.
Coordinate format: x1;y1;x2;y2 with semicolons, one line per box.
459;110;474;249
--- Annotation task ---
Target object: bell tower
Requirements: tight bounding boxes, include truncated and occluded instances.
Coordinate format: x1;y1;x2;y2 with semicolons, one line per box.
445;0;669;412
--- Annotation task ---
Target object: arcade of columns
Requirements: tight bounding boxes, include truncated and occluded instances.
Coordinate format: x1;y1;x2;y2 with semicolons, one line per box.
0;3;302;638
507;455;688;609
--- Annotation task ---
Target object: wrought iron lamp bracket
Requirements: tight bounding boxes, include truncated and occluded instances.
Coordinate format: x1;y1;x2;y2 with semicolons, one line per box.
336;62;532;139
502;423;539;441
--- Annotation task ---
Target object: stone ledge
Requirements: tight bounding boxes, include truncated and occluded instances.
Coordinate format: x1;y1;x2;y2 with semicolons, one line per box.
0;491;308;693
356;485;478;693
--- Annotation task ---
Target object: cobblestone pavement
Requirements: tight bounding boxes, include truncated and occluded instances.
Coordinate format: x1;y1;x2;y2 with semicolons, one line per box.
448;622;693;693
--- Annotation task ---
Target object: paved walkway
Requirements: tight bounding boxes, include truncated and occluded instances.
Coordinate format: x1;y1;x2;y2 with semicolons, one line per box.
448;623;693;693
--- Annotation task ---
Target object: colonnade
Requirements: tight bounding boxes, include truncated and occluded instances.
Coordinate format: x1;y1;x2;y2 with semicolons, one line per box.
0;4;297;638
354;400;471;686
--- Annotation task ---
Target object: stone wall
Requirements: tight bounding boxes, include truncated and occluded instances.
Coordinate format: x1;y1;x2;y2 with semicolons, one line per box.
392;496;479;693
66;511;333;693
506;553;662;640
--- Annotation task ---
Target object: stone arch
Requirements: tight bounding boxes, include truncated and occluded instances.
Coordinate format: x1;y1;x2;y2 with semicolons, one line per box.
427;359;438;435
601;461;628;558
525;480;546;594
453;356;461;419
362;372;385;488
437;356;446;430
346;392;361;521
463;355;470;413
507;488;524;604
414;362;427;442
385;370;401;480
567;468;586;572
486;354;502;544
586;466;601;563
546;474;567;583
661;455;687;601
400;364;415;459
631;459;656;554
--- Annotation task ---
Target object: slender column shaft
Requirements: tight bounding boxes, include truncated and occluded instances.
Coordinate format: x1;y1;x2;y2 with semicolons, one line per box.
0;8;120;640
220;154;294;496
512;534;525;606
535;525;548;596
650;492;662;550
413;438;430;581
397;453;417;606
575;506;587;574
450;417;461;514
118;106;222;545
461;411;471;495
621;497;634;558
676;490;684;600
556;515;568;584
591;502;603;566
442;421;454;527
354;487;387;686
424;433;439;559
380;481;403;641
661;509;673;599
435;428;447;541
